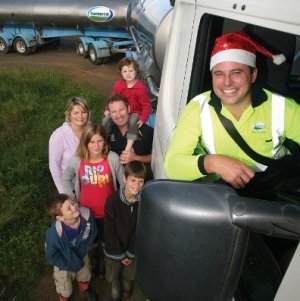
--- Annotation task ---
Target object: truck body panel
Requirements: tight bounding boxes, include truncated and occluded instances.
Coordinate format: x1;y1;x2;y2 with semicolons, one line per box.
0;0;129;28
150;4;300;297
152;0;300;178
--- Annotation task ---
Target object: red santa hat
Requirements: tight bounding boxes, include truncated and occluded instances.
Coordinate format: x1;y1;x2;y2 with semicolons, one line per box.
210;32;286;70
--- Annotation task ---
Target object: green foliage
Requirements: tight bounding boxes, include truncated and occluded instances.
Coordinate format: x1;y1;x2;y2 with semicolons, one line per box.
0;68;105;301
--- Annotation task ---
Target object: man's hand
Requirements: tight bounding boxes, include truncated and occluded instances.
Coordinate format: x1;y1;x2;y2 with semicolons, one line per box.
120;149;136;164
121;258;133;266
205;155;255;189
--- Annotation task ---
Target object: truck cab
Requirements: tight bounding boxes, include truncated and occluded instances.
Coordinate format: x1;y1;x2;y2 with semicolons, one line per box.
138;1;300;300
152;0;300;179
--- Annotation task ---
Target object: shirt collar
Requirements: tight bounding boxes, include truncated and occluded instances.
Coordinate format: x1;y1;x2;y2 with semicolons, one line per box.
119;188;141;205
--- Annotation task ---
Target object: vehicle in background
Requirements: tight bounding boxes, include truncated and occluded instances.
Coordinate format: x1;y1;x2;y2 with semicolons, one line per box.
0;0;171;106
0;0;172;79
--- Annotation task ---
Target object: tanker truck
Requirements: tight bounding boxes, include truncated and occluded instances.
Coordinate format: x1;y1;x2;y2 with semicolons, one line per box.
0;0;172;104
0;0;172;79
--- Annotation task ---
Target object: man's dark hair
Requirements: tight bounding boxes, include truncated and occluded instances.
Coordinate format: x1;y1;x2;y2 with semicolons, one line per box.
107;94;129;108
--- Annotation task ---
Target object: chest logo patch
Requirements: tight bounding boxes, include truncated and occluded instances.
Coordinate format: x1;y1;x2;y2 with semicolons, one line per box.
252;122;265;130
109;134;116;142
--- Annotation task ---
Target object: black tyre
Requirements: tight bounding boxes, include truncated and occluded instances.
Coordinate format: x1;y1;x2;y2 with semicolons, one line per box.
0;37;11;54
76;40;88;58
88;44;99;64
88;44;110;65
13;37;30;55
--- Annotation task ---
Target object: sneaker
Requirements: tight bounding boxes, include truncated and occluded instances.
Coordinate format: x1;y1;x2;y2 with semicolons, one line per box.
83;289;98;301
111;280;121;301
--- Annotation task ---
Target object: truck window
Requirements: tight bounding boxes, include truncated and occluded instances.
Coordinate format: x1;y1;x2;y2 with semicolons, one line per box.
189;14;300;103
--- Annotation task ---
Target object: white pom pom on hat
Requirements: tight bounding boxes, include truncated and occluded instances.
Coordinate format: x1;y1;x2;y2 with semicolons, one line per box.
210;32;286;70
272;54;286;65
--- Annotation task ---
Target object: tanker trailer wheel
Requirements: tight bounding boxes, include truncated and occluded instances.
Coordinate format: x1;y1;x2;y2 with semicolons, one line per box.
88;44;108;65
0;37;11;54
76;40;88;58
13;37;30;55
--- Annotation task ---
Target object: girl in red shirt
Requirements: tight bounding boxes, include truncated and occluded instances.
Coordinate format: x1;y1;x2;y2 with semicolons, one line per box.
62;123;124;276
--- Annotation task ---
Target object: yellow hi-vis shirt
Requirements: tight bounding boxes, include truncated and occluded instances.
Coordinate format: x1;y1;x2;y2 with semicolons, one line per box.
164;88;300;181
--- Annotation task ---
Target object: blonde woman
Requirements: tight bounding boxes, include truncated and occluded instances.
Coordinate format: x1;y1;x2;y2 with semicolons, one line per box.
49;97;90;192
62;123;124;276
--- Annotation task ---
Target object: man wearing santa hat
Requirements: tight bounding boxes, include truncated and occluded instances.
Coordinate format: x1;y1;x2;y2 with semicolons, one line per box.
164;31;300;200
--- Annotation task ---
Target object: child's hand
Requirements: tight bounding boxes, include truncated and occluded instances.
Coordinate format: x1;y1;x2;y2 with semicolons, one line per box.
104;110;110;117
120;149;136;164
137;120;143;128
121;258;133;265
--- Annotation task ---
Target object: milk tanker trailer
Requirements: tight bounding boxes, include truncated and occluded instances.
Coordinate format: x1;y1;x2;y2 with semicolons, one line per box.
0;0;173;90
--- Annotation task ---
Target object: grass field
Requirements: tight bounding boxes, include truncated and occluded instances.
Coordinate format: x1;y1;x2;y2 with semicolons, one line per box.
0;68;105;301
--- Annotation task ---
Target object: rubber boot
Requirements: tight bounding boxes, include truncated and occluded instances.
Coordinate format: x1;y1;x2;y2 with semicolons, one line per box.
111;280;121;301
122;278;133;299
78;281;89;292
59;294;68;301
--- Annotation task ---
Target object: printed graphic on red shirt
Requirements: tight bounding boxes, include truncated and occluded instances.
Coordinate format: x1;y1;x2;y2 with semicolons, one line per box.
81;165;110;187
79;159;114;218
